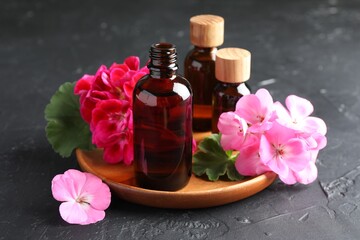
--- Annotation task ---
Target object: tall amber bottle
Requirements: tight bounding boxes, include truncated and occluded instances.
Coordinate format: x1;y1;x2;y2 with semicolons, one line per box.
184;14;224;132
212;48;251;133
133;43;193;191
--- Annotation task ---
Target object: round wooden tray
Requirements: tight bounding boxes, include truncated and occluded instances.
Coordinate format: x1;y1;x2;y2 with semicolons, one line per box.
76;147;277;209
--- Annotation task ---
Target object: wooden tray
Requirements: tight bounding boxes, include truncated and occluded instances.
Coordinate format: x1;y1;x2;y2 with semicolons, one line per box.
76;148;277;209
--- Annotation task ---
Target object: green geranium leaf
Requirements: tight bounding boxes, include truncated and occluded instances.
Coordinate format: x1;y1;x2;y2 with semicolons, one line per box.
193;134;244;181
45;82;94;157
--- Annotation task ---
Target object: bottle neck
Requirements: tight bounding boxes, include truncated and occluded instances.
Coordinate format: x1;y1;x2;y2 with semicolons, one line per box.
194;46;217;53
148;43;178;79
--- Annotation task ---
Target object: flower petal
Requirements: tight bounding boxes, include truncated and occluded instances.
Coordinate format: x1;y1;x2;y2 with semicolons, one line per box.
235;143;270;176
52;169;87;202
124;56;140;71
294;161;318;184
285;95;314;121
235;94;262;124
59;201;88;224
301;116;327;135
81;173;111;211
282;139;311;172
218;112;247;135
74;74;94;95
59;201;105;225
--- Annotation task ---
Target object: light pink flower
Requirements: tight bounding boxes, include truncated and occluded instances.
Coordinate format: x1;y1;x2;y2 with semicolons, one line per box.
259;122;312;184
235;88;274;133
51;169;111;225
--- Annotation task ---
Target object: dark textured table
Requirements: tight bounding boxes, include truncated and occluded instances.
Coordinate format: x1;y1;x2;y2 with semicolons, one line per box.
1;0;360;239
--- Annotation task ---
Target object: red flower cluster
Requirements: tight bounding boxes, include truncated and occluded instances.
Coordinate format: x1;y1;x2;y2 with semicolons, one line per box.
74;57;149;164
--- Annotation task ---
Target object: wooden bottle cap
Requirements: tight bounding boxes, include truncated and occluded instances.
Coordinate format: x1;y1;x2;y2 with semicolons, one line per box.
215;48;251;83
190;14;224;48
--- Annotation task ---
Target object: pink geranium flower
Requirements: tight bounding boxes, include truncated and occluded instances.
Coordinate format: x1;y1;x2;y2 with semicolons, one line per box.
51;169;111;225
235;88;274;133
217;112;248;150
259;122;312;184
274;95;327;151
218;89;327;185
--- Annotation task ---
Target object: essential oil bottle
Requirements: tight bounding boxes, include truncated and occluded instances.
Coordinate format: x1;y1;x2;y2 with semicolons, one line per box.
184;14;224;132
212;48;251;133
133;43;193;191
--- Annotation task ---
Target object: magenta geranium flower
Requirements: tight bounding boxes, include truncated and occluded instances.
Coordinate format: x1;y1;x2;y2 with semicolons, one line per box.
51;169;111;225
74;56;148;164
91;99;133;164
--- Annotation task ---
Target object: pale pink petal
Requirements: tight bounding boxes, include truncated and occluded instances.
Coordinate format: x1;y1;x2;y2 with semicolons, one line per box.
267;156;289;178
235;95;262;124
286;95;314;121
59;202;105;225
301;116;327;135
235;143;270;176
80;207;106;225
294;161;318;184
220;134;246;151
278;171;297;185
63;169;87;198
282;139;311;172
59;201;88;225
255;88;273;107
259;134;275;165
264;122;296;147
273;101;292;125
81;173;111;210
51;174;74;202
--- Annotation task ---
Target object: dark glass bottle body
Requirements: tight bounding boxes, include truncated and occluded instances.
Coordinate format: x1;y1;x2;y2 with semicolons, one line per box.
212;81;251;133
184;47;217;132
133;43;193;191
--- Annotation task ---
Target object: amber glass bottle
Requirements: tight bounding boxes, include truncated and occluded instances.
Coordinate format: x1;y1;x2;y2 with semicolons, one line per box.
133;43;193;191
212;48;251;133
184;14;224;132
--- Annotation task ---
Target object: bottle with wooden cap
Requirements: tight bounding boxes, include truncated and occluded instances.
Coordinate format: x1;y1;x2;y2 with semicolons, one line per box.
212;48;251;133
184;14;224;132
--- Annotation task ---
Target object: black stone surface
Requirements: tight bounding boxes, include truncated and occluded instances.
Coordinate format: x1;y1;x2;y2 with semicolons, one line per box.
1;0;360;239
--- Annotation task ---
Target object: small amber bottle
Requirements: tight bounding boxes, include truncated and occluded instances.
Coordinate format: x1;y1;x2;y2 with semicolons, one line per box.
212;48;251;133
133;43;193;191
184;14;224;132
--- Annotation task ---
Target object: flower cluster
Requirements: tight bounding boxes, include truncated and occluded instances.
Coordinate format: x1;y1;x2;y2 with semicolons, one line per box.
74;57;149;164
218;88;327;184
